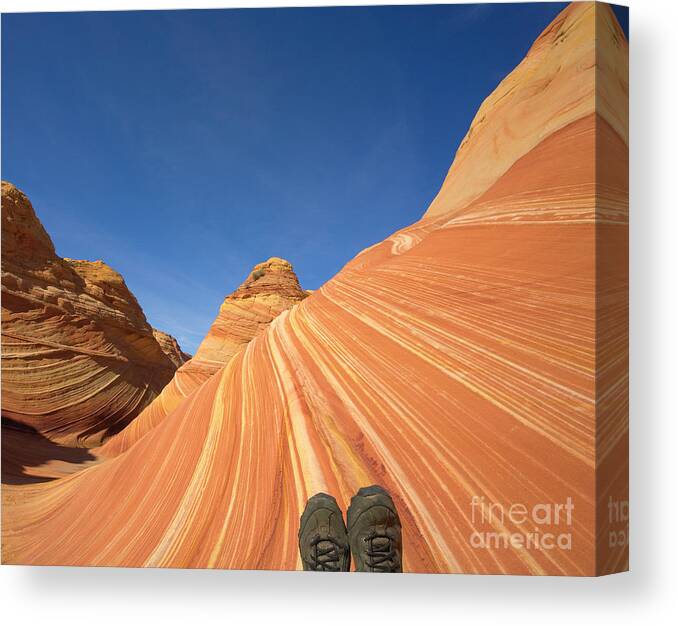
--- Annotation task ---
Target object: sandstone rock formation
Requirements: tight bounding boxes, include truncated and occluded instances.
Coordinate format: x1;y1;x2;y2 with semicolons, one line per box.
1;182;183;447
152;328;191;368
2;3;628;575
99;256;308;456
191;257;308;367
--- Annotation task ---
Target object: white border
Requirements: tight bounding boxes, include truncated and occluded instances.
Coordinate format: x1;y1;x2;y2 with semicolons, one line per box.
2;1;677;625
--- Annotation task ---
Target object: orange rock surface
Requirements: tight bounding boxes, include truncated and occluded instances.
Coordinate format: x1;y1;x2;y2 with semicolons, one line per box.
1;2;628;575
152;328;191;369
99;257;308;456
1;182;182;447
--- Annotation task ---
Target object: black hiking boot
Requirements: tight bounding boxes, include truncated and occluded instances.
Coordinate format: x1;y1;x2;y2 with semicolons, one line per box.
347;485;403;573
298;492;351;572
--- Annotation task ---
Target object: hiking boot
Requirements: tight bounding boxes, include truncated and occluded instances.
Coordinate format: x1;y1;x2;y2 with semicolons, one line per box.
347;485;403;573
298;492;351;572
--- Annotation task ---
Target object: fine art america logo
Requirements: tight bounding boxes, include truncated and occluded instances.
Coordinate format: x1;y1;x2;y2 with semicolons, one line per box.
608;497;629;548
469;496;574;551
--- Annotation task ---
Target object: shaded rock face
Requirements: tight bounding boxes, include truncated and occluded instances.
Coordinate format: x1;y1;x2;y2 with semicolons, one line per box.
1;182;182;447
100;256;307;456
2;4;628;576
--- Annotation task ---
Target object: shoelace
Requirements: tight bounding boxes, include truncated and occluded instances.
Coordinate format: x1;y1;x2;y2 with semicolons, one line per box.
364;532;398;572
306;534;343;571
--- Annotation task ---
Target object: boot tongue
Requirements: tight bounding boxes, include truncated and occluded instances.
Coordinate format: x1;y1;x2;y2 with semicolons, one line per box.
370;536;390;551
317;539;336;553
313;538;340;571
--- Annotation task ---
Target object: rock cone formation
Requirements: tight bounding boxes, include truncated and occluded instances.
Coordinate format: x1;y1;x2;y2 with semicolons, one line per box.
192;257;308;367
98;256;308;456
152;329;191;369
1;182;184;447
2;3;628;575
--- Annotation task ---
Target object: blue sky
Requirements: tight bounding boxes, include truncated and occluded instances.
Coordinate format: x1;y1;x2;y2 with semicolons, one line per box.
2;3;628;354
